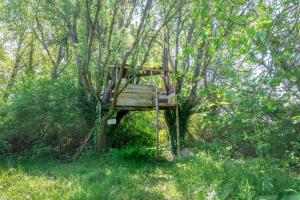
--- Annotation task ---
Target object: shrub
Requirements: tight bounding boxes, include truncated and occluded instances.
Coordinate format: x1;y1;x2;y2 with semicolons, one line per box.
110;111;156;148
0;78;88;158
190;88;300;161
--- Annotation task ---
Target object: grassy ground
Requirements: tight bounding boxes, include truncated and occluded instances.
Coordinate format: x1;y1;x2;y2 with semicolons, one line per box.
0;149;299;200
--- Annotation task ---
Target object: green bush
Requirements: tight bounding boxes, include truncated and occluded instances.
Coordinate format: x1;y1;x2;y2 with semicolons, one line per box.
190;87;300;162
107;111;158;162
0;78;88;158
110;111;156;148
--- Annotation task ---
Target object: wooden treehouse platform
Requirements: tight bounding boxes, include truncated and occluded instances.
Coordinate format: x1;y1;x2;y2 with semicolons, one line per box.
106;66;180;158
113;84;176;111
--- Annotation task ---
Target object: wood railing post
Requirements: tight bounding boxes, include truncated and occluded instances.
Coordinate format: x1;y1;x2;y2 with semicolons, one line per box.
176;95;180;156
155;86;159;160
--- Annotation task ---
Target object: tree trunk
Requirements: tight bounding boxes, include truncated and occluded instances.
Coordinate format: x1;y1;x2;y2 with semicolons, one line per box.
164;103;191;155
78;85;97;129
96;110;129;153
26;35;34;76
96;119;108;153
3;36;24;99
106;110;129;146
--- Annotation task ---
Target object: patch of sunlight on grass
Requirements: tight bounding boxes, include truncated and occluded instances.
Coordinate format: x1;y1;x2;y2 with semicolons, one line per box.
0;168;83;200
153;181;181;200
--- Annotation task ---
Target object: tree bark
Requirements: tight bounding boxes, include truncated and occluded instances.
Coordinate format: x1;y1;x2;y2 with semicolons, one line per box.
96;110;129;153
3;36;24;99
96;118;108;153
164;102;191;155
26;35;34;76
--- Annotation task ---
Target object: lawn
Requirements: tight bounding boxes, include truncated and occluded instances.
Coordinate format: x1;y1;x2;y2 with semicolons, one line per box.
0;149;299;200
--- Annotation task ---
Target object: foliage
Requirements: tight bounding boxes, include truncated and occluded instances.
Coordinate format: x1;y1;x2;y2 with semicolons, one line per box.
0;0;299;159
190;84;300;165
110;112;156;148
0;78;88;158
0;1;299;197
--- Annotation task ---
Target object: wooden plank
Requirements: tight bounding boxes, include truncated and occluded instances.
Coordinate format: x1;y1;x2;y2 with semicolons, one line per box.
107;64;174;79
117;94;153;103
119;92;153;99
115;106;172;111
123;84;154;90
118;92;153;99
116;106;154;111
116;98;153;107
122;84;154;90
116;84;154;94
121;88;153;94
116;84;168;95
107;65;165;73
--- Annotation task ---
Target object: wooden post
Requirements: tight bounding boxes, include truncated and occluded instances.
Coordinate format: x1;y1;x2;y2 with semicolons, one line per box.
176;95;180;156
155;86;159;160
115;66;119;81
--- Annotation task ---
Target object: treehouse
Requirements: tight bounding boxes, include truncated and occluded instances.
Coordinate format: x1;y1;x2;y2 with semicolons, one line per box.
106;65;180;158
108;65;177;111
114;84;176;110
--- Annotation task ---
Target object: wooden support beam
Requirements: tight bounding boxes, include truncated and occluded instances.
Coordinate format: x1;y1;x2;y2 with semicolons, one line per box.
176;95;180;156
155;86;159;160
107;65;169;78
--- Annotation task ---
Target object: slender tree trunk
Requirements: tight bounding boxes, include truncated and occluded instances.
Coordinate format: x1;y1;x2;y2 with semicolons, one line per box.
3;37;24;99
96;110;129;153
164;102;191;155
106;110;129;146
96;118;108;153
26;35;34;76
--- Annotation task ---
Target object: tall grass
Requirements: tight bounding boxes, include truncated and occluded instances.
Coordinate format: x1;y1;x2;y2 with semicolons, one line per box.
0;149;299;200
